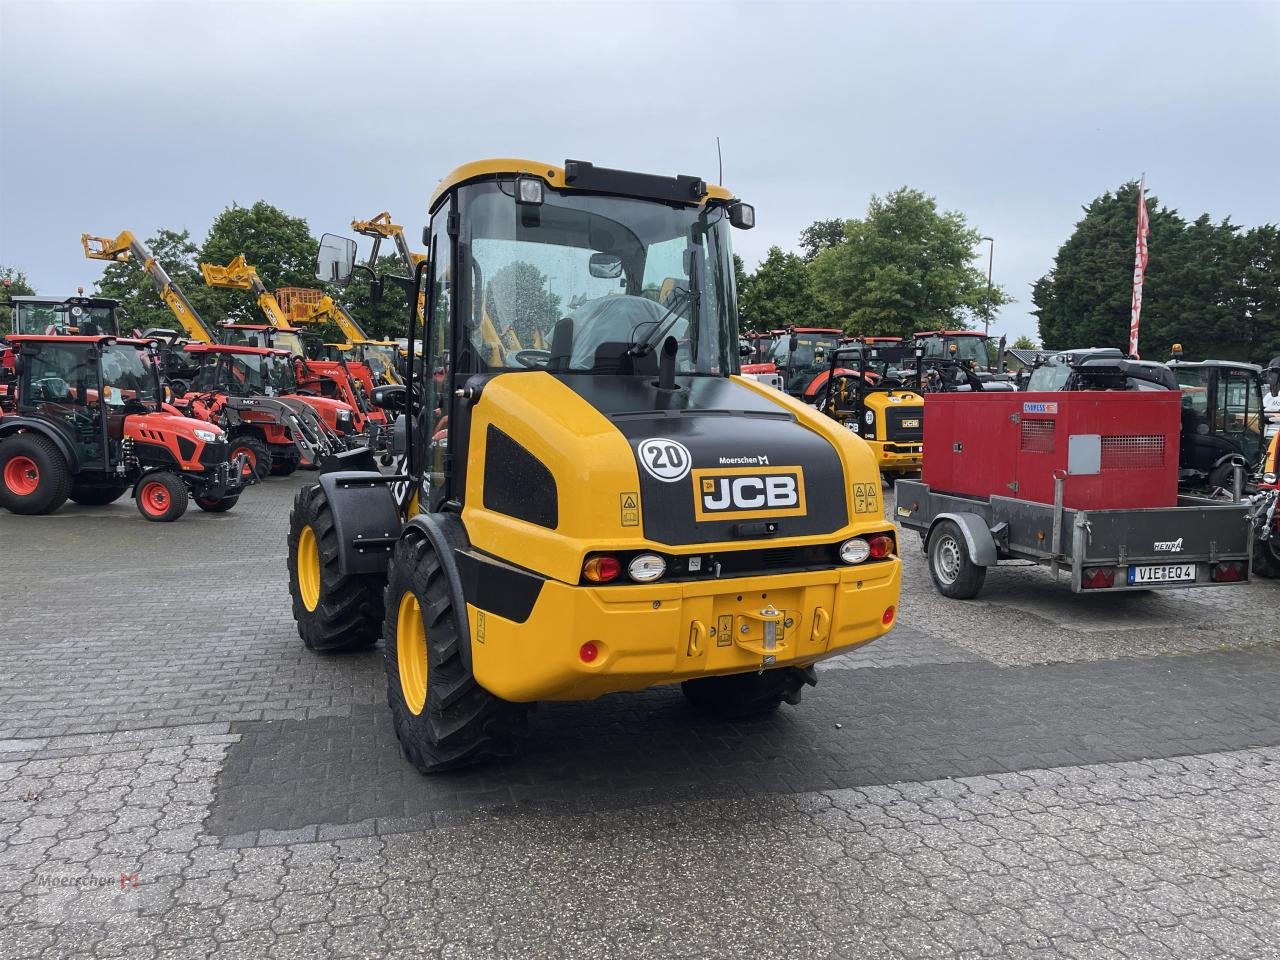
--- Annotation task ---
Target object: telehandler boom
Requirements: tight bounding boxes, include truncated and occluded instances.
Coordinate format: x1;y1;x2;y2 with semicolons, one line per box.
82;231;215;343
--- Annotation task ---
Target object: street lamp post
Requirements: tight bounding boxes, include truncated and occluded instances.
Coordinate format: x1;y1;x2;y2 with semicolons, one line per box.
979;236;995;336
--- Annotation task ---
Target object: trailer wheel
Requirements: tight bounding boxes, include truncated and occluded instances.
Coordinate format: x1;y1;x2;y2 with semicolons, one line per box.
229;435;272;482
928;519;987;599
0;434;72;515
384;535;521;773
68;482;129;506
682;666;816;720
287;483;383;652
136;471;189;522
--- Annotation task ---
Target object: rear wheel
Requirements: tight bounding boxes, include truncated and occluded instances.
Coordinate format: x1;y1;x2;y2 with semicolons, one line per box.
135;471;188;522
1253;537;1280;578
384;535;522;773
287;483;383;652
0;434;71;515
194;495;239;513
682;666;816;720
68;482;129;506
927;519;986;599
229;435;272;482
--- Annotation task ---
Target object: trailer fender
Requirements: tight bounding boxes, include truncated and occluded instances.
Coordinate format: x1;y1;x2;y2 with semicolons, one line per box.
400;512;475;671
927;512;997;567
316;471;403;576
0;417;80;473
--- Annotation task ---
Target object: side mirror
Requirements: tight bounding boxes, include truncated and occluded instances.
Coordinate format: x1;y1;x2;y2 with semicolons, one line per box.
728;201;755;230
788;335;798;352
316;233;358;286
1269;366;1279;398
371;384;408;412
588;253;623;279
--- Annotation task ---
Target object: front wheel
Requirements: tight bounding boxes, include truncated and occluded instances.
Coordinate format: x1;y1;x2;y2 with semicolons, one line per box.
927;519;987;599
682;666;816;720
135;472;189;522
229;435;272;482
287;483;383;652
384;535;522;773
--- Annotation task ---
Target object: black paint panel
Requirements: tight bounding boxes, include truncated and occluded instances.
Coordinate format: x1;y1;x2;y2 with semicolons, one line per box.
483;425;558;529
456;549;545;624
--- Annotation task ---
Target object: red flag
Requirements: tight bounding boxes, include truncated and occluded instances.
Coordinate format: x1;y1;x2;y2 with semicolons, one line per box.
1129;178;1150;358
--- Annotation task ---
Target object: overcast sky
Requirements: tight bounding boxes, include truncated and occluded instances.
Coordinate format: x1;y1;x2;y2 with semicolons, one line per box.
2;0;1278;342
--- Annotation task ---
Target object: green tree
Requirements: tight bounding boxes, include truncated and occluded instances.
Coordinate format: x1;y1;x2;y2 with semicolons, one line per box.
1032;183;1277;361
738;246;820;332
799;218;847;261
199;201;319;324
733;254;751;308
339;254;413;342
808;188;1010;336
485;261;561;346
0;266;36;336
93;229;222;335
1011;335;1039;350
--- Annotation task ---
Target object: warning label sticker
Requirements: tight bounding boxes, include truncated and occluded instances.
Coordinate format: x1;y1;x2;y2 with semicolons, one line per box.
620;492;640;527
853;482;880;515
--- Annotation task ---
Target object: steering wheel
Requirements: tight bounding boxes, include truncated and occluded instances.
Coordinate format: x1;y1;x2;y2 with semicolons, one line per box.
513;349;551;369
33;377;71;402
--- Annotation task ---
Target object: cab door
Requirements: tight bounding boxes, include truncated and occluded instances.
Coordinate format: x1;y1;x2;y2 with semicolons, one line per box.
18;341;108;470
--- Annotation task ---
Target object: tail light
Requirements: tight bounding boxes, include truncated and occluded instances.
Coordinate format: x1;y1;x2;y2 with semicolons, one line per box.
1081;567;1115;589
868;534;894;559
582;555;621;583
1211;561;1245;583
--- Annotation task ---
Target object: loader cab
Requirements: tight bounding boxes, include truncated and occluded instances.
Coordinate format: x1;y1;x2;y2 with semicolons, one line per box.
10;335;161;471
10;295;121;337
221;323;307;359
913;330;1015;392
766;327;843;397
187;344;298;398
1167;357;1265;485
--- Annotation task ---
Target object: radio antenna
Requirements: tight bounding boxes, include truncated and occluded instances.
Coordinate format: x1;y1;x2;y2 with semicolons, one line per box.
716;137;723;184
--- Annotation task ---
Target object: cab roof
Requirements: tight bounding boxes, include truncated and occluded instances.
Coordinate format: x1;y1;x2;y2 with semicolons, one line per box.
790;327;843;335
185;343;290;357
5;334;150;347
1168;358;1263;373
8;295;120;307
222;323;302;333
915;330;989;338
429;158;734;213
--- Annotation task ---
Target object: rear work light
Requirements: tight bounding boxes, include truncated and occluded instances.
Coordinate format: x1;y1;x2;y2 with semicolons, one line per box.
1211;561;1246;583
1080;567;1115;589
583;555;621;583
627;554;666;583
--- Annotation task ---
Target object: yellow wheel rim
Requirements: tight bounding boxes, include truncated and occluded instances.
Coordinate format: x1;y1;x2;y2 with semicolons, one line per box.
297;525;321;612
397;591;428;716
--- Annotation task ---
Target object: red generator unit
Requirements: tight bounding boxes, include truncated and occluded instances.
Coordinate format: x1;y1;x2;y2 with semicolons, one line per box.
921;391;1180;510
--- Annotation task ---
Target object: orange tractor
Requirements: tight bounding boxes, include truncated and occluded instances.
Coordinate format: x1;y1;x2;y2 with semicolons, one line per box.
0;335;245;519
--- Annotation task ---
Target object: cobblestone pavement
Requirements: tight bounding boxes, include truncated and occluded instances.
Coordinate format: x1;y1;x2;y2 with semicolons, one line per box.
3;477;1280;958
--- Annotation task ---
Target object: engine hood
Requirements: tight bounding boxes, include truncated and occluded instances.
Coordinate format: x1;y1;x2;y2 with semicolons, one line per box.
129;410;223;440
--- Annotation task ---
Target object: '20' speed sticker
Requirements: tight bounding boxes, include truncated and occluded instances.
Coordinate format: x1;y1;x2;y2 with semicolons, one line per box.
637;438;692;482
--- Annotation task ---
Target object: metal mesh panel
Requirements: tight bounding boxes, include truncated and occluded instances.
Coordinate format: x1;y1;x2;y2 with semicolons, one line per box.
1101;435;1165;469
1019;419;1056;452
274;287;325;312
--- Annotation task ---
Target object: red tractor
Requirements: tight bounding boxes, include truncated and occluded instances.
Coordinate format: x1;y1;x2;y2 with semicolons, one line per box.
177;343;354;478
0;335;244;520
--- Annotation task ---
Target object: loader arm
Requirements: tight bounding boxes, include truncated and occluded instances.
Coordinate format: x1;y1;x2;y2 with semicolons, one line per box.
199;255;292;329
82;231;216;343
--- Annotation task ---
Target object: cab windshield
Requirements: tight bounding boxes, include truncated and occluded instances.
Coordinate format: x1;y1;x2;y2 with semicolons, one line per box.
15;302;116;336
100;344;160;405
208;353;296;396
362;345;398;382
769;334;841;369
919;335;990;368
454;182;738;376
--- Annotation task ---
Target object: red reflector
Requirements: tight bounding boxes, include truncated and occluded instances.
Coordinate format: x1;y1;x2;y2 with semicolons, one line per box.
868;535;893;559
1081;567;1115;589
1211;561;1245;583
882;606;895;625
579;642;599;663
583;555;621;583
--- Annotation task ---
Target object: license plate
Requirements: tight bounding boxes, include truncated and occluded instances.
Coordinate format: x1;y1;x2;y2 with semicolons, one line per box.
1127;563;1196;585
901;419;920;428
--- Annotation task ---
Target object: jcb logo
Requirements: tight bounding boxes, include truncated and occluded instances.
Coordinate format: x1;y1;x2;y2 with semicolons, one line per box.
692;467;807;521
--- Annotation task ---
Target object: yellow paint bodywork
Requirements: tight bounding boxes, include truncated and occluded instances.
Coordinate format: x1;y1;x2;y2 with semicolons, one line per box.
863;391;924;475
82;230;215;343
428;158;734;213
459;372;901;702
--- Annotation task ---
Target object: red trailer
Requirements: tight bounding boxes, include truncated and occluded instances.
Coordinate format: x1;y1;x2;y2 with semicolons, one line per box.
895;392;1252;597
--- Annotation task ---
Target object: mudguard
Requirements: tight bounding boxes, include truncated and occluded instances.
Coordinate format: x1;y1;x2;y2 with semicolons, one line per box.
0;417;80;473
928;512;998;567
316;471;403;575
401;512;475;671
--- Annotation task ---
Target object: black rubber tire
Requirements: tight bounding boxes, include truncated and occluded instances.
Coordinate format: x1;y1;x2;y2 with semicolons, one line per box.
229;434;272;482
135;471;189;522
68;482;129;506
287;483;383;653
883;472;898;488
1208;462;1238;493
194;495;239;513
0;433;72;515
168;379;189;398
270;456;299;477
927;519;987;599
1252;538;1280;579
682;666;816;720
384;535;522;773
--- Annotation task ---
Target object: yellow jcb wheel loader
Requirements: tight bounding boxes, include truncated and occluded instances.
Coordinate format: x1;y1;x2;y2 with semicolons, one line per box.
287;158;902;773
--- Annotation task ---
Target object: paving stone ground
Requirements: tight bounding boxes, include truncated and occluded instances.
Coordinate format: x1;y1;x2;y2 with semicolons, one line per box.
3;476;1280;958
